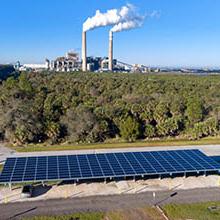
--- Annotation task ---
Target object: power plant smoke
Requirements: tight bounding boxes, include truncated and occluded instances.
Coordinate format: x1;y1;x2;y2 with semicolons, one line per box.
111;5;145;33
83;4;142;32
82;4;157;72
111;19;143;32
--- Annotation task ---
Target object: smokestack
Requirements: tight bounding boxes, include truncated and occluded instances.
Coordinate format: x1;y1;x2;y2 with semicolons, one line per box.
82;31;87;72
108;31;113;71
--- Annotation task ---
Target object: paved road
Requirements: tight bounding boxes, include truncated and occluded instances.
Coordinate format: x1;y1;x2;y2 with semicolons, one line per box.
9;144;220;159
2;143;220;162
1;143;220;165
0;143;16;164
1;187;220;219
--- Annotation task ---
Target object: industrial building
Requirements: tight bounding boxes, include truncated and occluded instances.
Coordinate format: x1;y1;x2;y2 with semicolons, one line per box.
13;26;149;73
14;61;50;72
14;29;150;73
49;52;81;72
81;30;150;73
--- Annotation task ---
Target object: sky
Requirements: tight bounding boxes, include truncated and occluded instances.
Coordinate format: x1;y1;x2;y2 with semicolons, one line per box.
0;0;220;67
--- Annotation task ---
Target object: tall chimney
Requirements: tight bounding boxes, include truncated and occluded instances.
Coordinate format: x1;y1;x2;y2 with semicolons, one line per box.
108;31;113;72
82;31;87;72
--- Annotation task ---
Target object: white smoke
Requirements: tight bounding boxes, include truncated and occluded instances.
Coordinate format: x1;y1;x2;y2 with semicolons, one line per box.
111;16;144;32
111;5;145;32
110;20;141;32
83;4;140;32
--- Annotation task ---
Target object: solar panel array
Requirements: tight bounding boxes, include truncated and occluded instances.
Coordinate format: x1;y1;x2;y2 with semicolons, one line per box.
0;149;220;184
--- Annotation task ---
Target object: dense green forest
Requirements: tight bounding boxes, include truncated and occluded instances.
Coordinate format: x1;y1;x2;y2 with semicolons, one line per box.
0;72;220;145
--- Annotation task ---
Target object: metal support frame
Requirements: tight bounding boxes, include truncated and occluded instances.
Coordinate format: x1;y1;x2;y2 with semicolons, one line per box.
8;183;12;191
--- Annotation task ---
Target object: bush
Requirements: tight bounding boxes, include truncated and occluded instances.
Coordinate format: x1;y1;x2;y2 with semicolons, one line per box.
144;124;155;138
157;117;183;137
187;117;219;140
119;116;141;142
186;97;204;126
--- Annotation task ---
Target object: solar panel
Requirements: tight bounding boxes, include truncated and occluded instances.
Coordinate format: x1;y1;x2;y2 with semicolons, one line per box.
0;149;220;184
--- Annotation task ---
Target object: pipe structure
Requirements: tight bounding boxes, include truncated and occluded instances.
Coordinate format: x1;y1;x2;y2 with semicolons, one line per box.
108;31;113;72
82;31;87;72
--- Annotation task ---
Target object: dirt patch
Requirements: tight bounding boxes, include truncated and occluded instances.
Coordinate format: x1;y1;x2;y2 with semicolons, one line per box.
106;207;164;220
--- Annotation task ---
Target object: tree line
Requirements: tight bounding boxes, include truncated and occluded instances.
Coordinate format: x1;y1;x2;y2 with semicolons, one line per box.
0;71;220;146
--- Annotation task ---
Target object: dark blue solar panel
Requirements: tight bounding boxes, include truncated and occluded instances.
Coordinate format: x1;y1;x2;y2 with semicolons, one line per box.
1;149;220;183
96;154;114;176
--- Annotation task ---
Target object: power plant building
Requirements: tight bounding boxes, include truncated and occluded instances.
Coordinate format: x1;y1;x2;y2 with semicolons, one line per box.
50;52;81;72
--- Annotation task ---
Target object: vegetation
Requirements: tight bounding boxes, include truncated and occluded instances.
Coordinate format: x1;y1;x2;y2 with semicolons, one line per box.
11;137;220;152
107;207;164;220
23;212;104;220
23;207;163;220
1;72;220;146
164;202;220;220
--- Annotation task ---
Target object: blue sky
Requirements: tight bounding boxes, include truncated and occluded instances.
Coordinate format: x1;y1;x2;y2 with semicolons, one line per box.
0;0;220;67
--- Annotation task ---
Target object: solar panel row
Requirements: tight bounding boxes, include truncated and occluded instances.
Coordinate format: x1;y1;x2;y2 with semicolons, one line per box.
0;149;220;184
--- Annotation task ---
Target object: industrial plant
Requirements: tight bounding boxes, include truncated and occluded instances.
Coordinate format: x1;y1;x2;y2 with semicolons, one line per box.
14;4;151;74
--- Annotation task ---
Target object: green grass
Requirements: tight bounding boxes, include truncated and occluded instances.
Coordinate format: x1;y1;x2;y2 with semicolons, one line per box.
164;202;220;220
0;164;3;172
22;212;104;220
22;207;163;220
10;137;220;152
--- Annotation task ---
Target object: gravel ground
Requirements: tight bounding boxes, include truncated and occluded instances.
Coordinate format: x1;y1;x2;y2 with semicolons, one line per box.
1;175;220;204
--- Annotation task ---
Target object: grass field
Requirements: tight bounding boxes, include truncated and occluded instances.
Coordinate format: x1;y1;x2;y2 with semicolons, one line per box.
22;212;104;220
10;137;220;152
22;207;163;220
164;202;220;220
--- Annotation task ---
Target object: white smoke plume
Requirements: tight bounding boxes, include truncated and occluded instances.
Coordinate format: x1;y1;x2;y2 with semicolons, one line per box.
111;5;145;32
111;16;144;32
83;4;140;32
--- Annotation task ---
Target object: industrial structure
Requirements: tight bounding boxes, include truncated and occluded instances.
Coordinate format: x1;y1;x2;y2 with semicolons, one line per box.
14;29;151;73
82;30;115;72
50;52;81;72
82;31;87;72
108;31;113;71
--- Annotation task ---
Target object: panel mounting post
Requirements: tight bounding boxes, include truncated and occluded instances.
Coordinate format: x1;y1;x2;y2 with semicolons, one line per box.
9;183;12;191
